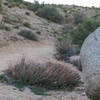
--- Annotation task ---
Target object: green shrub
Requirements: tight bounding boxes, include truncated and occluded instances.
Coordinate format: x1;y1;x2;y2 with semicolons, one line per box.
7;0;24;7
37;6;64;24
24;2;37;12
24;1;44;12
4;26;11;31
0;74;8;82
71;19;100;46
0;22;6;29
18;30;38;41
7;58;81;89
6;0;64;24
0;22;11;31
31;87;47;96
32;0;41;12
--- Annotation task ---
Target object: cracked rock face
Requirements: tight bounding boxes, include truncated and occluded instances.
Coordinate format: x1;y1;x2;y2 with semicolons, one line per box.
80;27;100;100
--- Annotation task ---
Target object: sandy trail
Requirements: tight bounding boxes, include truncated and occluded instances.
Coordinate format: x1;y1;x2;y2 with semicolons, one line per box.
0;41;55;73
0;41;89;100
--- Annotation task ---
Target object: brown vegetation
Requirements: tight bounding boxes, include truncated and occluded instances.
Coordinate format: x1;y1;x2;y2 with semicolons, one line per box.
7;58;81;89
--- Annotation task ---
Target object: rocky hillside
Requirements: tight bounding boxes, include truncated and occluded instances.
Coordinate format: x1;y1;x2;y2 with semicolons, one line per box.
0;0;99;47
0;0;62;47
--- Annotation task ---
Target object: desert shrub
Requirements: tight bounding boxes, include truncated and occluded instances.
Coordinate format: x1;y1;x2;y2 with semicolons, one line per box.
24;1;38;12
18;30;38;41
55;36;79;61
0;0;2;13
73;12;87;25
0;74;8;82
62;24;73;34
23;22;31;28
24;1;44;12
2;15;23;25
7;0;24;4
7;58;81;89
6;0;24;7
32;0;41;12
2;16;12;24
4;26;11;31
71;19;100;46
37;6;64;24
0;22;11;31
0;22;7;29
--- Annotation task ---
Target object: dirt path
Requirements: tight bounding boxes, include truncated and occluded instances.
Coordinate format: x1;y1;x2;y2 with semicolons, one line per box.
0;41;89;100
0;41;55;73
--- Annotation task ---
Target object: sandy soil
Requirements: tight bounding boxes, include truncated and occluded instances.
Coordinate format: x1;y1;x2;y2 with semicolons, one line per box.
0;40;89;100
0;40;55;73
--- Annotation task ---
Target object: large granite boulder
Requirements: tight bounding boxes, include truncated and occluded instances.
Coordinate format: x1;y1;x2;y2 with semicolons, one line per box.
80;27;100;100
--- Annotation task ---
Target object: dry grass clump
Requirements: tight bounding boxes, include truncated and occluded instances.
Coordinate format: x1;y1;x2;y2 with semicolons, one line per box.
7;58;81;89
55;39;78;61
18;30;38;41
43;61;81;88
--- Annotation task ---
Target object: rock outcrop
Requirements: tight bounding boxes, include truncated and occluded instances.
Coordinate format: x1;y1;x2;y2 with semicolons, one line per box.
80;27;100;100
70;55;82;71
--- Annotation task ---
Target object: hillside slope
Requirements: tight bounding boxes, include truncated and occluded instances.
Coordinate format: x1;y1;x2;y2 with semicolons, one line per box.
0;1;62;47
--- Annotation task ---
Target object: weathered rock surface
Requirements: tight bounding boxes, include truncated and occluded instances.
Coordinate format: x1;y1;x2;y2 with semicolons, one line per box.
70;55;82;71
80;27;100;100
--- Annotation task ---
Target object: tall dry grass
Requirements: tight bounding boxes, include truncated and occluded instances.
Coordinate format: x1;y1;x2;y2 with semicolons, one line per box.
7;58;81;89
